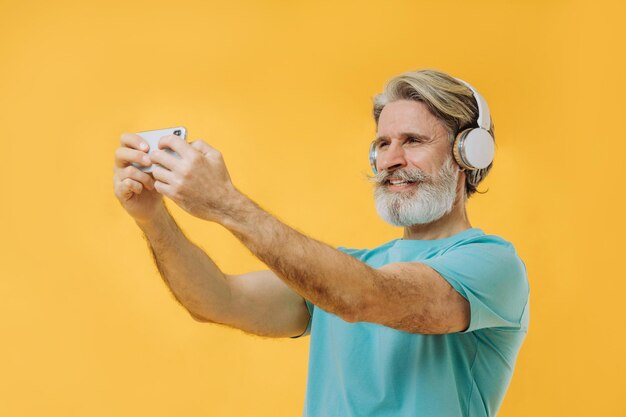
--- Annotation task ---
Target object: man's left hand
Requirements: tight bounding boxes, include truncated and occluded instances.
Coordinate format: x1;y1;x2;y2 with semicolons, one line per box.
149;135;239;222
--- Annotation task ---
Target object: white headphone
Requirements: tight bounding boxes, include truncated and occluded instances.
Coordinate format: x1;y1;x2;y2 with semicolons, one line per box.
369;77;495;174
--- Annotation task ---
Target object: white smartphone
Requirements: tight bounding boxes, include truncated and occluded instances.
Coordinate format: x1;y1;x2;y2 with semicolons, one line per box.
132;126;187;173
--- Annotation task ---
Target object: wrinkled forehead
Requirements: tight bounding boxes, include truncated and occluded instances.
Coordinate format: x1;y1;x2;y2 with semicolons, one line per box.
376;100;449;142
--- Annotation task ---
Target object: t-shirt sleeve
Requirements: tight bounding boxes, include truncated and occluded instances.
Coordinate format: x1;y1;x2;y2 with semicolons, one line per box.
290;298;314;339
420;239;529;333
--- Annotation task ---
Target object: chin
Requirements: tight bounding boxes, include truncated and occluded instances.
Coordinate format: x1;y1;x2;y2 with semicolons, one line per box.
374;189;455;227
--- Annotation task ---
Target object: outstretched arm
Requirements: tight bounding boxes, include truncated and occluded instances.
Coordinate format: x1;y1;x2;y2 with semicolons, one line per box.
220;191;469;334
136;205;310;338
116;132;310;338
149;136;469;334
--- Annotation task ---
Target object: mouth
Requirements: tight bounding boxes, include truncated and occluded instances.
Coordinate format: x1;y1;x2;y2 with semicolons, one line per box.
384;179;418;191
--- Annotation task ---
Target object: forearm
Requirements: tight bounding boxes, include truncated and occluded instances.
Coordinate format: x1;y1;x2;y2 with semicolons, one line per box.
221;192;378;321
136;205;233;323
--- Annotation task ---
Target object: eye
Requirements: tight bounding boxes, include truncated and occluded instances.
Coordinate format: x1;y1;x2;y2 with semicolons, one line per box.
405;136;422;144
376;141;389;149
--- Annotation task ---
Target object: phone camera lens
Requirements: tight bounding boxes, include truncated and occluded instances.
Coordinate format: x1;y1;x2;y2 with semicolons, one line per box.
174;130;181;136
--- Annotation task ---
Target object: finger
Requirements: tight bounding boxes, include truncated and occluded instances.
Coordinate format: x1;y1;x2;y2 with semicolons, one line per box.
150;148;183;172
158;134;195;159
121;165;155;190
153;180;174;198
151;164;177;185
116;178;143;201
115;147;152;168
120;132;150;152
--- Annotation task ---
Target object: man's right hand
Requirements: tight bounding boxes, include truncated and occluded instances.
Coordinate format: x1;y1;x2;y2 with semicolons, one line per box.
113;133;164;223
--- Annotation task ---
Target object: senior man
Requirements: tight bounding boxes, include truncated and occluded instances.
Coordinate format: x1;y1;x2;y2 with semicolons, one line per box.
113;69;529;417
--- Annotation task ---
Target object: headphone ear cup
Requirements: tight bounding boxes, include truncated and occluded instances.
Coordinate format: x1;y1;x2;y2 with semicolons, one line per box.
453;129;472;170
369;141;378;174
453;128;495;170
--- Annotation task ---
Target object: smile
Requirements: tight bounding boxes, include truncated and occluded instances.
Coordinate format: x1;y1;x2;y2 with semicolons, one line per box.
385;181;417;191
389;179;413;186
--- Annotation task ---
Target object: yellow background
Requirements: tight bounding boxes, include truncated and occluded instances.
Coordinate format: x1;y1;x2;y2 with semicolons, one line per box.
1;0;624;415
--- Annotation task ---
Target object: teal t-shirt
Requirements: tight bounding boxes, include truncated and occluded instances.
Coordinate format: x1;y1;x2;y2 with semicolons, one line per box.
294;228;530;417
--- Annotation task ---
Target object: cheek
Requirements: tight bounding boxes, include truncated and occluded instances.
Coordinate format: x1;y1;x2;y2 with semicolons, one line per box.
405;149;443;173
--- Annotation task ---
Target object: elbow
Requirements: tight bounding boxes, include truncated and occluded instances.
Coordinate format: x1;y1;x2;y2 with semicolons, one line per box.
322;275;379;324
188;309;213;323
328;299;362;324
342;311;360;324
341;296;373;324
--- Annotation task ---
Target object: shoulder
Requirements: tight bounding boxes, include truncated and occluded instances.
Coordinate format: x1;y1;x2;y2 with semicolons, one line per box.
441;232;527;280
445;230;517;252
421;231;530;332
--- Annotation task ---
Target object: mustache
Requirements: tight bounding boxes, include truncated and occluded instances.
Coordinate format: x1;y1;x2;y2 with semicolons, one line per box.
367;168;431;185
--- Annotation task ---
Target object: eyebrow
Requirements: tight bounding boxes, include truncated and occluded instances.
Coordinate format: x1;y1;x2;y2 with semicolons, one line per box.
374;132;433;145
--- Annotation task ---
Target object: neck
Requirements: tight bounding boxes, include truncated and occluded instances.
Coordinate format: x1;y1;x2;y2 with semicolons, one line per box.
402;194;472;240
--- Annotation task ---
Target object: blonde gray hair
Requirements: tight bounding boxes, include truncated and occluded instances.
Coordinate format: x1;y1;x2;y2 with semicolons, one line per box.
373;69;495;198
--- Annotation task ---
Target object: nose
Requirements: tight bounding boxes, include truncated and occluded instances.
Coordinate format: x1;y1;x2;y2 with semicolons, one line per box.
378;141;407;173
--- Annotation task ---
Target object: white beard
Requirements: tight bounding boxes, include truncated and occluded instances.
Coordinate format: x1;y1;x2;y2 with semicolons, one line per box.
373;156;460;227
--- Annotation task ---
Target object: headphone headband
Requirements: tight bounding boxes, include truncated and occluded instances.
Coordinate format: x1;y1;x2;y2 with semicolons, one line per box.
454;78;491;131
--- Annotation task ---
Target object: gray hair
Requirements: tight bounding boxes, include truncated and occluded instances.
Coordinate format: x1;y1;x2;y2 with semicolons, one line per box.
373;69;495;198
